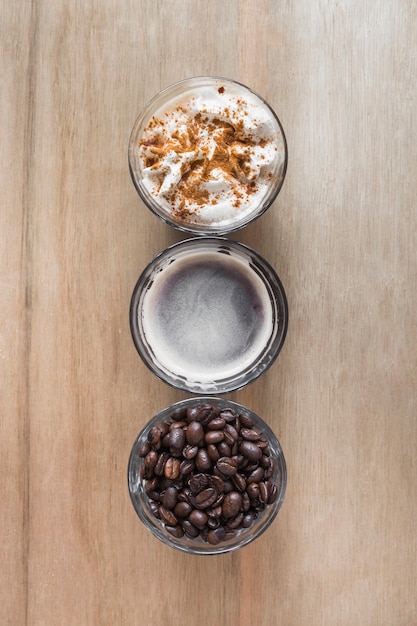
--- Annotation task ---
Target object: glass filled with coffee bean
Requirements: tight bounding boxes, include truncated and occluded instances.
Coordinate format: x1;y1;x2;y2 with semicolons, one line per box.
129;237;288;394
128;397;286;555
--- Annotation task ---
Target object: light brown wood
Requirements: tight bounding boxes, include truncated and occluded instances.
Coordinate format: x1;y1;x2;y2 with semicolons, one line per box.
2;1;417;624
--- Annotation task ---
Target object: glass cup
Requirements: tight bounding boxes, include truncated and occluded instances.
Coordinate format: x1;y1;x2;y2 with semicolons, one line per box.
129;237;288;394
128;76;287;235
127;396;287;555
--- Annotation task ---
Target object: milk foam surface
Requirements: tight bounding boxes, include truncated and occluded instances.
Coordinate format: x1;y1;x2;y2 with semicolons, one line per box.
135;80;286;229
141;252;273;382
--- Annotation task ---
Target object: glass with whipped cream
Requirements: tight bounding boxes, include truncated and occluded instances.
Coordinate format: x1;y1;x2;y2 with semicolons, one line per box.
129;237;288;394
128;77;287;235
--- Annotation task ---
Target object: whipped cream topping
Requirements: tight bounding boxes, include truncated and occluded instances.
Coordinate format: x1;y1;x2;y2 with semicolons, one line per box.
141;251;273;383
134;81;286;228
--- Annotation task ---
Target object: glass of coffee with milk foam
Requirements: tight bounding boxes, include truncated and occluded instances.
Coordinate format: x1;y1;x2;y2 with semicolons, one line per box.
128;77;287;235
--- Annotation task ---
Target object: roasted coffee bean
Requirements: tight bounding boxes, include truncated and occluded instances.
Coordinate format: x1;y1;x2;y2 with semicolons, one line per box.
180;459;195;476
260;454;271;469
189;509;208;529
189;473;209;495
223;430;235;446
258;439;269;450
195;448;211;471
219;409;236;423
268;484;278;504
244;461;260;473
158;422;170;436
138;442;151;457
207;443;220;462
247;466;265;484
164;457;180;480
185;491;198;509
259;481;269;504
183;444;199;460
207;517;220;529
146;477;159;491
217;442;232;457
207;526;226;545
207;505;222;518
195;487;217;509
186;407;201;422
141;462;153;484
205;430;224;444
242;511;254;528
144;450;158;469
206;417;226;430
264;457;276;479
148;425;162;445
240;440;262;462
235;454;249;469
186;421;204;445
161;433;171;448
238;413;254;429
159;506;178;526
163;486;178;510
222;491;242;518
187;404;215;424
215;456;238;478
231;472;247;492
212;492;224;508
209;474;225;493
226;512;244;529
242;491;251;512
169;427;186;452
165;525;184;538
154;451;169;476
224;531;237;541
169;420;187;430
246;483;260;502
171;406;187;421
224;423;239;442
241;428;262;441
174;501;192;518
146;488;162;502
182;520;200;538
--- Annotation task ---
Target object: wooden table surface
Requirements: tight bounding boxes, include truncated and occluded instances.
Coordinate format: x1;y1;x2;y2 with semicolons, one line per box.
2;2;417;624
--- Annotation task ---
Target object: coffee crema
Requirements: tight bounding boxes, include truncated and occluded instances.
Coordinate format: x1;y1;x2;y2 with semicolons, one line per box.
130;238;288;394
141;251;273;383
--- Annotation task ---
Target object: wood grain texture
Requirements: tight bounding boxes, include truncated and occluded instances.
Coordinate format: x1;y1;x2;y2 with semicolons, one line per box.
1;1;416;624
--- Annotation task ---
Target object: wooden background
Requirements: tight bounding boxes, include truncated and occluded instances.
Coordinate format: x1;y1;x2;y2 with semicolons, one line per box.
2;1;416;624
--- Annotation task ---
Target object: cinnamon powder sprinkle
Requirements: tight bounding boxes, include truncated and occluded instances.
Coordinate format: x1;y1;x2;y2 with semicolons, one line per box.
139;104;264;217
